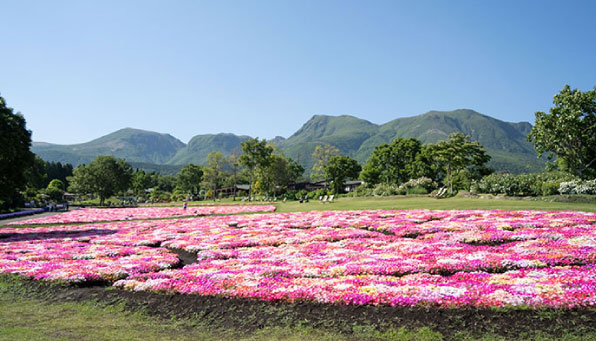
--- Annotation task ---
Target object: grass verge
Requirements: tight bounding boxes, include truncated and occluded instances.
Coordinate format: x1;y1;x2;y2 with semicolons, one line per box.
273;195;596;213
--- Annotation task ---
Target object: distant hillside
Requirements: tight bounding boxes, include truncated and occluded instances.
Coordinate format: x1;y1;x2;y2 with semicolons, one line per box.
128;162;183;176
277;115;379;172
167;133;251;165
32;128;185;166
32;110;544;174
278;110;542;173
367;109;541;173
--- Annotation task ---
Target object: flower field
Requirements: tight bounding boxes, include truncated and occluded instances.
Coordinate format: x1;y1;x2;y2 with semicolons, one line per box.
2;209;596;308
140;202;275;207
7;205;276;225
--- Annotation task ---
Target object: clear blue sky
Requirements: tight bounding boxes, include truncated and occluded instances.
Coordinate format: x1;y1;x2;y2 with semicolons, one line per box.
2;0;595;144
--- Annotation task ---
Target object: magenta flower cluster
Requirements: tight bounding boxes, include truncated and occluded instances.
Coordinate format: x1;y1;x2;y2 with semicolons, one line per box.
8;205;276;225
2;209;596;308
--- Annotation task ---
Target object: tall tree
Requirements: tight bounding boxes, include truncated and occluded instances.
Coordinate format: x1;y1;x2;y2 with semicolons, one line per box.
45;179;65;202
25;157;74;191
202;152;226;200
325;155;361;194
227;149;242;201
176;164;203;197
416;144;444;183
528;85;596;179
131;169;155;196
431;133;491;194
311;144;340;181
44;161;74;188
156;174;176;192
239;138;273;200
0;95;34;209
67;156;132;205
360;138;423;185
25;156;49;191
257;154;304;196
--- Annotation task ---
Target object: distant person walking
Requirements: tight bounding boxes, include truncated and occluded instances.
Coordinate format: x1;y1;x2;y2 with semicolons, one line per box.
183;201;188;210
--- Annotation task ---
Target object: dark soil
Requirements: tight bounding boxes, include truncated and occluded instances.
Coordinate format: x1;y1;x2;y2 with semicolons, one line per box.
10;277;596;339
168;248;198;267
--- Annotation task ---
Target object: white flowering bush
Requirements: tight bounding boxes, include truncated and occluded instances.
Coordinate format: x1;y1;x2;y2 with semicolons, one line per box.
558;180;596;194
399;177;437;192
372;183;401;196
478;172;577;196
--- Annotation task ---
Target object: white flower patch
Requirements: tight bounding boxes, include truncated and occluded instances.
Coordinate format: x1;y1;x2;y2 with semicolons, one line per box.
333;283;353;290
134;278;170;291
487;289;528;306
500;259;540;269
568;237;596;247
466;252;488;261
437;258;463;265
434;286;466;297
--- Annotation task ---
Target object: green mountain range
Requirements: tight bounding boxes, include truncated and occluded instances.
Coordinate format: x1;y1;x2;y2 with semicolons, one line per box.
32;128;185;166
278;109;541;173
32;109;544;174
166;133;251;165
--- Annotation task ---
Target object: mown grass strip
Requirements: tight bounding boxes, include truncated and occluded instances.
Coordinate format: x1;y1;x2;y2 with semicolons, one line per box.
274;195;596;213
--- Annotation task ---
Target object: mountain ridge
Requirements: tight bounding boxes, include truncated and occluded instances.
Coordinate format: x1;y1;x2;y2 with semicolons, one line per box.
32;110;542;174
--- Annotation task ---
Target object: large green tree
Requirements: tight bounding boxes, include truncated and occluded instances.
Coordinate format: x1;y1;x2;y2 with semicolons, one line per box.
360;138;424;185
131;169;156;196
202;152;226;200
325;155;361;194
25;156;49;191
430;132;491;194
257;154;304;196
311;144;340;181
239;138;273;200
226;149;242;200
0;95;34;209
67;156;132;205
528;85;596;179
45;179;65;202
176;164;203;197
26;157;74;191
44;161;73;188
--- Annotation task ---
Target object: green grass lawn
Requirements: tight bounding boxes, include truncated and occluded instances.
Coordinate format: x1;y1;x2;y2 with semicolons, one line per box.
148;194;596;213
73;194;596;213
273;195;596;213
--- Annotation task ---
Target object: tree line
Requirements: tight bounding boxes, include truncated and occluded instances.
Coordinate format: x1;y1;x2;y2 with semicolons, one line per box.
64;138;305;205
1;84;595;209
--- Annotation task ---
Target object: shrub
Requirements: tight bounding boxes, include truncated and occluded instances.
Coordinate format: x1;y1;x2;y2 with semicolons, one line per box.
372;183;401;196
478;172;578;196
283;189;298;200
352;185;373;197
399;177;437;192
150;189;171;202
541;182;560;196
535;171;577;195
308;189;331;199
45;187;64;202
295;189;308;200
451;170;473;191
406;186;428;195
477;173;516;195
559;180;596;194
